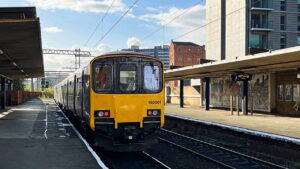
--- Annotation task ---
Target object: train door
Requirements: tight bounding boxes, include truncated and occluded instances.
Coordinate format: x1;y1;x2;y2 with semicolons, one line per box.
79;70;84;120
60;85;63;104
69;80;74;112
73;75;76;115
66;80;69;110
82;68;90;123
75;74;82;118
64;84;67;107
62;84;65;107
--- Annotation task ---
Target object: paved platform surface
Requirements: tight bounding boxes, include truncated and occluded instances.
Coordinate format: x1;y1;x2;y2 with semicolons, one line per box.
0;98;102;169
165;104;300;139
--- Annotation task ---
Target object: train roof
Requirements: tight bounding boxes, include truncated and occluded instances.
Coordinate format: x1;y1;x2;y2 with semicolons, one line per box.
92;50;163;63
98;51;152;57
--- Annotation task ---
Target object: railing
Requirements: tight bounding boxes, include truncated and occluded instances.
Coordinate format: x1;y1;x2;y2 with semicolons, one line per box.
250;40;272;50
251;21;273;30
251;0;273;9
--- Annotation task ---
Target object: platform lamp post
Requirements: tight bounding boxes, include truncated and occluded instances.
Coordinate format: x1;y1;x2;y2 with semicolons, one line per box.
204;77;210;111
7;80;12;106
231;72;252;115
179;79;184;108
0;76;6;110
242;80;249;115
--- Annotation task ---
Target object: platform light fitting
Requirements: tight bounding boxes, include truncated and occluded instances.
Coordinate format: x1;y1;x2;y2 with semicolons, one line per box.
21;69;24;73
12;62;18;67
0;49;3;55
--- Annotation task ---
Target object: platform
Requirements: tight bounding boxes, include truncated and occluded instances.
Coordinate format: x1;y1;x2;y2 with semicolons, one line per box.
165;104;300;141
0;98;106;169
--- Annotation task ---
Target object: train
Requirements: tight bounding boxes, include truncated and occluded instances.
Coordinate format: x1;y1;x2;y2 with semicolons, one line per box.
53;51;165;151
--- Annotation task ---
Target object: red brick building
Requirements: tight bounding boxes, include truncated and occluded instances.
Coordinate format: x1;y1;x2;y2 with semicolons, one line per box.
168;41;205;87
169;41;205;68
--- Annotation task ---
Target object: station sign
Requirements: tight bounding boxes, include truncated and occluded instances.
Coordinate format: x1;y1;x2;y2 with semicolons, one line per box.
41;78;49;88
231;73;252;81
41;78;45;85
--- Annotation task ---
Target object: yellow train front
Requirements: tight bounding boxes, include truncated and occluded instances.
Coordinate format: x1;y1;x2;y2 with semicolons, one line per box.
54;51;164;152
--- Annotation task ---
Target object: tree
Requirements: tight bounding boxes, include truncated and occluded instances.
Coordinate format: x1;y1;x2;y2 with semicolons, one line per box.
12;79;24;91
43;88;54;98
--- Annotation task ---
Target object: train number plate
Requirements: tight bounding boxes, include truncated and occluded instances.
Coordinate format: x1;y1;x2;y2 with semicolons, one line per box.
148;101;161;104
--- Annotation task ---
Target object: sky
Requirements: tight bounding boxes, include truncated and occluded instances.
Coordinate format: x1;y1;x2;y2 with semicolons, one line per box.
0;0;206;71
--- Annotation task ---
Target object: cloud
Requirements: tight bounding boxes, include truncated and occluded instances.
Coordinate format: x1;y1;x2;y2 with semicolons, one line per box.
26;0;127;13
143;24;156;30
146;7;161;13
43;44;111;71
126;37;141;48
139;4;206;45
140;5;205;28
43;53;74;71
43;26;63;33
77;44;111;56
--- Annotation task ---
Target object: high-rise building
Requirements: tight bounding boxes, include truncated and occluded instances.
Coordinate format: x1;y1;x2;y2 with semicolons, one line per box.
204;0;300;115
206;0;300;61
122;45;170;70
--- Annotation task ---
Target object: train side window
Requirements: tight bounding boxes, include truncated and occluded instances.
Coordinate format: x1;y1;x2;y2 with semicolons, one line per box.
119;63;137;92
143;65;160;91
293;84;300;102
285;84;293;101
77;78;81;87
278;85;284;101
94;64;112;91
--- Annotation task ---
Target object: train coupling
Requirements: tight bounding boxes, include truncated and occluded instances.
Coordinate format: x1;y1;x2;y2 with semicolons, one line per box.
123;125;140;141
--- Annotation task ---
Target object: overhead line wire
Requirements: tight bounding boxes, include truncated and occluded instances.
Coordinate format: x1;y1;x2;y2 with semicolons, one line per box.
84;0;116;46
141;0;203;41
94;0;139;47
172;6;246;41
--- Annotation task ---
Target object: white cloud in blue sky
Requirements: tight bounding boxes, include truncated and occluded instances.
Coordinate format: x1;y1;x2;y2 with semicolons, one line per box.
43;43;111;70
26;0;127;13
43;26;63;33
138;4;206;46
140;4;205;29
0;0;206;70
126;37;141;48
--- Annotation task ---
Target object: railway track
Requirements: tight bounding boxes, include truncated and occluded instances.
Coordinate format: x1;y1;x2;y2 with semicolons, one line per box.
96;150;171;169
158;129;288;169
63;105;170;169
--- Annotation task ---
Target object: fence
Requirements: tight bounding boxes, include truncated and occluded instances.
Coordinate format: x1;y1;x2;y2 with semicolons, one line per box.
10;91;42;105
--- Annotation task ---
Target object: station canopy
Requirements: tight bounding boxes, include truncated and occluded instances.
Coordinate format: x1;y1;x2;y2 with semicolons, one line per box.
0;7;44;79
165;46;300;81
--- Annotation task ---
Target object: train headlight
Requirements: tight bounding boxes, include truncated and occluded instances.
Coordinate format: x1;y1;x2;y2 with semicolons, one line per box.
98;111;104;117
95;110;110;117
147;109;160;116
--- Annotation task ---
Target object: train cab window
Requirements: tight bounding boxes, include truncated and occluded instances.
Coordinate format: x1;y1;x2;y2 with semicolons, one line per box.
94;64;112;91
143;65;160;92
119;64;137;92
